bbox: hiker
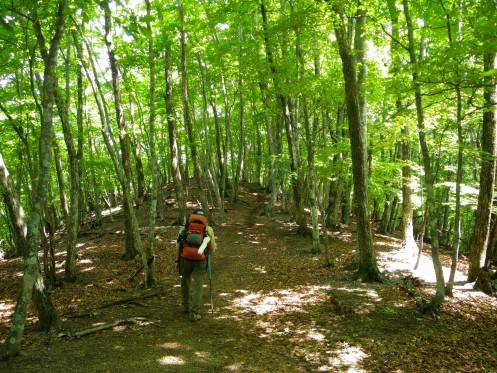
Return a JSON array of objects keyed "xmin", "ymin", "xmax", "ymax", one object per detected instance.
[{"xmin": 177, "ymin": 208, "xmax": 216, "ymax": 321}]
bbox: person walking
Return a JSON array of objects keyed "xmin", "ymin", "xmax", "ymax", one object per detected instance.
[{"xmin": 177, "ymin": 208, "xmax": 216, "ymax": 321}]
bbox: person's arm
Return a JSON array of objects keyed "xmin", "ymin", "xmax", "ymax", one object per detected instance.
[
  {"xmin": 205, "ymin": 226, "xmax": 217, "ymax": 253},
  {"xmin": 177, "ymin": 227, "xmax": 186, "ymax": 251}
]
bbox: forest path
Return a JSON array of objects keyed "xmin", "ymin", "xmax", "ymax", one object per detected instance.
[{"xmin": 1, "ymin": 188, "xmax": 497, "ymax": 372}]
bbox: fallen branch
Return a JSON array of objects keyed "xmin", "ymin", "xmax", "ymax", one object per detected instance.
[
  {"xmin": 58, "ymin": 317, "xmax": 148, "ymax": 338},
  {"xmin": 128, "ymin": 256, "xmax": 155, "ymax": 282},
  {"xmin": 97, "ymin": 291, "xmax": 162, "ymax": 309}
]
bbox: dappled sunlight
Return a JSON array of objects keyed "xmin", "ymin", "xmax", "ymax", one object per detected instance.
[
  {"xmin": 101, "ymin": 205, "xmax": 123, "ymax": 217},
  {"xmin": 225, "ymin": 362, "xmax": 244, "ymax": 372},
  {"xmin": 306, "ymin": 328, "xmax": 326, "ymax": 342},
  {"xmin": 78, "ymin": 259, "xmax": 93, "ymax": 265},
  {"xmin": 158, "ymin": 342, "xmax": 184, "ymax": 350},
  {"xmin": 195, "ymin": 351, "xmax": 210, "ymax": 359},
  {"xmin": 334, "ymin": 287, "xmax": 381, "ymax": 301},
  {"xmin": 0, "ymin": 300, "xmax": 14, "ymax": 323},
  {"xmin": 322, "ymin": 343, "xmax": 367, "ymax": 372},
  {"xmin": 157, "ymin": 355, "xmax": 185, "ymax": 366},
  {"xmin": 253, "ymin": 266, "xmax": 266, "ymax": 274},
  {"xmin": 229, "ymin": 285, "xmax": 331, "ymax": 316},
  {"xmin": 412, "ymin": 252, "xmax": 466, "ymax": 284}
]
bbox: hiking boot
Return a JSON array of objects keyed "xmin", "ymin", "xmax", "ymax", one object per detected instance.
[{"xmin": 190, "ymin": 313, "xmax": 202, "ymax": 322}]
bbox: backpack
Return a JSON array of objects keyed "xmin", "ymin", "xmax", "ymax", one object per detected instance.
[{"xmin": 180, "ymin": 213, "xmax": 209, "ymax": 261}]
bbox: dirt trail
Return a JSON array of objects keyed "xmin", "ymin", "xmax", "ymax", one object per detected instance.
[{"xmin": 1, "ymin": 189, "xmax": 497, "ymax": 372}]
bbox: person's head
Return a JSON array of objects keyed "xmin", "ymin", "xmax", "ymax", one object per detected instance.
[{"xmin": 193, "ymin": 208, "xmax": 205, "ymax": 216}]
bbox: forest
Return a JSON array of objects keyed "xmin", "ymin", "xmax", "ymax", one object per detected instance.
[{"xmin": 0, "ymin": 0, "xmax": 497, "ymax": 371}]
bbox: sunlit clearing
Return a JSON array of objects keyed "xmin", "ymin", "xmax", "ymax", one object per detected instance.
[
  {"xmin": 82, "ymin": 266, "xmax": 95, "ymax": 272},
  {"xmin": 76, "ymin": 243, "xmax": 85, "ymax": 248},
  {"xmin": 158, "ymin": 356, "xmax": 185, "ymax": 366},
  {"xmin": 324, "ymin": 343, "xmax": 367, "ymax": 372},
  {"xmin": 113, "ymin": 325, "xmax": 127, "ymax": 332},
  {"xmin": 113, "ymin": 345, "xmax": 125, "ymax": 351},
  {"xmin": 158, "ymin": 342, "xmax": 183, "ymax": 350},
  {"xmin": 79, "ymin": 259, "xmax": 93, "ymax": 265},
  {"xmin": 249, "ymin": 240, "xmax": 261, "ymax": 244},
  {"xmin": 15, "ymin": 271, "xmax": 23, "ymax": 278},
  {"xmin": 231, "ymin": 285, "xmax": 331, "ymax": 315}
]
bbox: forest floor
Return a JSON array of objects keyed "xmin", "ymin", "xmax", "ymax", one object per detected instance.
[{"xmin": 1, "ymin": 186, "xmax": 497, "ymax": 372}]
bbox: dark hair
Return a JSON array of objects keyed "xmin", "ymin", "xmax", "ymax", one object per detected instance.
[{"xmin": 193, "ymin": 208, "xmax": 205, "ymax": 216}]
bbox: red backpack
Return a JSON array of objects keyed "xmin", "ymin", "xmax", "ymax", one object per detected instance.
[{"xmin": 180, "ymin": 213, "xmax": 208, "ymax": 261}]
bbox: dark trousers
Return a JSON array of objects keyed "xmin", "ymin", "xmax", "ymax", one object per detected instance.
[{"xmin": 180, "ymin": 258, "xmax": 207, "ymax": 315}]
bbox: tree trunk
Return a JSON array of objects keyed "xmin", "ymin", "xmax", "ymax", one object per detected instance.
[
  {"xmin": 102, "ymin": 0, "xmax": 152, "ymax": 282},
  {"xmin": 333, "ymin": 5, "xmax": 381, "ymax": 282},
  {"xmin": 260, "ymin": 0, "xmax": 306, "ymax": 233},
  {"xmin": 0, "ymin": 154, "xmax": 28, "ymax": 258},
  {"xmin": 0, "ymin": 0, "xmax": 66, "ymax": 359},
  {"xmin": 403, "ymin": 0, "xmax": 445, "ymax": 312},
  {"xmin": 178, "ymin": 0, "xmax": 212, "ymax": 223},
  {"xmin": 468, "ymin": 50, "xmax": 497, "ymax": 283},
  {"xmin": 447, "ymin": 87, "xmax": 464, "ymax": 295},
  {"xmin": 164, "ymin": 43, "xmax": 187, "ymax": 225},
  {"xmin": 387, "ymin": 0, "xmax": 417, "ymax": 259},
  {"xmin": 144, "ymin": 0, "xmax": 157, "ymax": 287}
]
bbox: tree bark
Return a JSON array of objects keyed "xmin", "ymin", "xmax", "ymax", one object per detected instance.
[
  {"xmin": 144, "ymin": 0, "xmax": 157, "ymax": 287},
  {"xmin": 260, "ymin": 0, "xmax": 306, "ymax": 233},
  {"xmin": 468, "ymin": 50, "xmax": 497, "ymax": 282},
  {"xmin": 164, "ymin": 43, "xmax": 187, "ymax": 225},
  {"xmin": 102, "ymin": 0, "xmax": 152, "ymax": 282},
  {"xmin": 333, "ymin": 5, "xmax": 381, "ymax": 282},
  {"xmin": 0, "ymin": 0, "xmax": 66, "ymax": 359},
  {"xmin": 403, "ymin": 0, "xmax": 445, "ymax": 312},
  {"xmin": 178, "ymin": 0, "xmax": 212, "ymax": 222}
]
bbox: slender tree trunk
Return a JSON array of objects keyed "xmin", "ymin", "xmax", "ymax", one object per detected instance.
[
  {"xmin": 259, "ymin": 82, "xmax": 278, "ymax": 216},
  {"xmin": 164, "ymin": 43, "xmax": 187, "ymax": 225},
  {"xmin": 35, "ymin": 12, "xmax": 81, "ymax": 279},
  {"xmin": 327, "ymin": 105, "xmax": 346, "ymax": 228},
  {"xmin": 387, "ymin": 0, "xmax": 417, "ymax": 259},
  {"xmin": 53, "ymin": 144, "xmax": 69, "ymax": 225},
  {"xmin": 294, "ymin": 15, "xmax": 320, "ymax": 252},
  {"xmin": 468, "ymin": 50, "xmax": 497, "ymax": 283},
  {"xmin": 403, "ymin": 0, "xmax": 445, "ymax": 311},
  {"xmin": 197, "ymin": 55, "xmax": 224, "ymax": 221},
  {"xmin": 447, "ymin": 87, "xmax": 464, "ymax": 295},
  {"xmin": 144, "ymin": 0, "xmax": 157, "ymax": 287},
  {"xmin": 0, "ymin": 0, "xmax": 66, "ymax": 359},
  {"xmin": 333, "ymin": 5, "xmax": 381, "ymax": 282},
  {"xmin": 102, "ymin": 0, "xmax": 152, "ymax": 282},
  {"xmin": 233, "ymin": 76, "xmax": 245, "ymax": 203},
  {"xmin": 260, "ymin": 0, "xmax": 306, "ymax": 233},
  {"xmin": 0, "ymin": 154, "xmax": 28, "ymax": 257},
  {"xmin": 178, "ymin": 1, "xmax": 212, "ymax": 222}
]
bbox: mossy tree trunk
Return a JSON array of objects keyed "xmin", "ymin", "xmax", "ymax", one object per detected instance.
[{"xmin": 0, "ymin": 0, "xmax": 67, "ymax": 359}]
